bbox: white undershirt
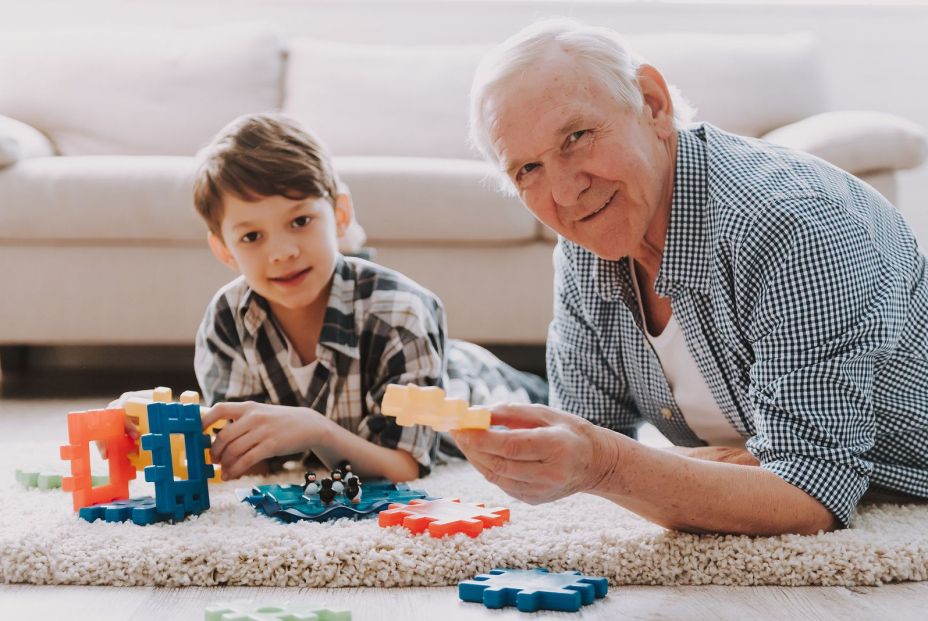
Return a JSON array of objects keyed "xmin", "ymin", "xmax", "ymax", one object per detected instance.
[
  {"xmin": 630, "ymin": 265, "xmax": 744, "ymax": 448},
  {"xmin": 287, "ymin": 342, "xmax": 318, "ymax": 396}
]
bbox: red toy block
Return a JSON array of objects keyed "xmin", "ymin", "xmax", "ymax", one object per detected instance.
[
  {"xmin": 60, "ymin": 408, "xmax": 137, "ymax": 511},
  {"xmin": 377, "ymin": 497, "xmax": 509, "ymax": 538}
]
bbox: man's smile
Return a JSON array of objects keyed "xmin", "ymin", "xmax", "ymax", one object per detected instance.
[{"xmin": 580, "ymin": 191, "xmax": 616, "ymax": 222}]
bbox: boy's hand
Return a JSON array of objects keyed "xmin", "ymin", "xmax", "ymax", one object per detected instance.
[{"xmin": 200, "ymin": 401, "xmax": 330, "ymax": 480}]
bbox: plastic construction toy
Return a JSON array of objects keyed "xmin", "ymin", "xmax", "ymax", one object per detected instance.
[
  {"xmin": 240, "ymin": 480, "xmax": 429, "ymax": 523},
  {"xmin": 60, "ymin": 408, "xmax": 138, "ymax": 511},
  {"xmin": 381, "ymin": 383, "xmax": 490, "ymax": 431},
  {"xmin": 205, "ymin": 601, "xmax": 351, "ymax": 621},
  {"xmin": 142, "ymin": 401, "xmax": 214, "ymax": 521},
  {"xmin": 458, "ymin": 568, "xmax": 609, "ymax": 613},
  {"xmin": 16, "ymin": 469, "xmax": 109, "ymax": 490},
  {"xmin": 78, "ymin": 496, "xmax": 172, "ymax": 526},
  {"xmin": 377, "ymin": 497, "xmax": 509, "ymax": 538}
]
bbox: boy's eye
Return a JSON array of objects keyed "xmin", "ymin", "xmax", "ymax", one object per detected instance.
[
  {"xmin": 240, "ymin": 231, "xmax": 261, "ymax": 244},
  {"xmin": 292, "ymin": 215, "xmax": 313, "ymax": 229}
]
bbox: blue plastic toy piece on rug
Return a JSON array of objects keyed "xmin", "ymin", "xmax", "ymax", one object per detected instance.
[
  {"xmin": 458, "ymin": 568, "xmax": 609, "ymax": 613},
  {"xmin": 240, "ymin": 480, "xmax": 429, "ymax": 523},
  {"xmin": 141, "ymin": 401, "xmax": 213, "ymax": 521},
  {"xmin": 78, "ymin": 496, "xmax": 171, "ymax": 525}
]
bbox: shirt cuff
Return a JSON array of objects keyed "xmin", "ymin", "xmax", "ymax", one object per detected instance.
[{"xmin": 761, "ymin": 454, "xmax": 871, "ymax": 528}]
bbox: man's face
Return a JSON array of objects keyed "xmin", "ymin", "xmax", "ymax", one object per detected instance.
[
  {"xmin": 213, "ymin": 193, "xmax": 344, "ymax": 318},
  {"xmin": 486, "ymin": 54, "xmax": 676, "ymax": 261}
]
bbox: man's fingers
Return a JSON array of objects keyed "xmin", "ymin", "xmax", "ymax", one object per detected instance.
[
  {"xmin": 453, "ymin": 426, "xmax": 560, "ymax": 462},
  {"xmin": 489, "ymin": 404, "xmax": 558, "ymax": 429}
]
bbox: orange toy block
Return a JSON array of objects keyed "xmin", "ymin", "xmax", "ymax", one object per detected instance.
[
  {"xmin": 60, "ymin": 408, "xmax": 137, "ymax": 511},
  {"xmin": 381, "ymin": 384, "xmax": 491, "ymax": 431},
  {"xmin": 378, "ymin": 497, "xmax": 509, "ymax": 538}
]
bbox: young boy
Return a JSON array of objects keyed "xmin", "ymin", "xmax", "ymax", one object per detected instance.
[{"xmin": 191, "ymin": 112, "xmax": 546, "ymax": 483}]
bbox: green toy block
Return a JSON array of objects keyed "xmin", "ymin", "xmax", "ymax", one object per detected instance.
[{"xmin": 16, "ymin": 469, "xmax": 108, "ymax": 490}]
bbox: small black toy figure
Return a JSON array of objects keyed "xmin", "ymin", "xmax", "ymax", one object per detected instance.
[
  {"xmin": 303, "ymin": 472, "xmax": 319, "ymax": 496},
  {"xmin": 343, "ymin": 462, "xmax": 359, "ymax": 483},
  {"xmin": 344, "ymin": 477, "xmax": 362, "ymax": 504},
  {"xmin": 330, "ymin": 469, "xmax": 345, "ymax": 494},
  {"xmin": 318, "ymin": 477, "xmax": 336, "ymax": 504}
]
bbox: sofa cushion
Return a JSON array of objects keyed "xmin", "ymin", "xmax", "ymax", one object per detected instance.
[
  {"xmin": 0, "ymin": 156, "xmax": 537, "ymax": 244},
  {"xmin": 0, "ymin": 24, "xmax": 284, "ymax": 156},
  {"xmin": 0, "ymin": 115, "xmax": 56, "ymax": 168}
]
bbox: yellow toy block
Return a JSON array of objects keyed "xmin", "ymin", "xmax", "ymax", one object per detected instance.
[
  {"xmin": 153, "ymin": 386, "xmax": 172, "ymax": 402},
  {"xmin": 125, "ymin": 397, "xmax": 153, "ymax": 470},
  {"xmin": 180, "ymin": 390, "xmax": 200, "ymax": 404},
  {"xmin": 381, "ymin": 383, "xmax": 491, "ymax": 432}
]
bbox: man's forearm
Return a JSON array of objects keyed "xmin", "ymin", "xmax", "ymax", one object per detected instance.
[
  {"xmin": 591, "ymin": 432, "xmax": 838, "ymax": 535},
  {"xmin": 312, "ymin": 417, "xmax": 420, "ymax": 482}
]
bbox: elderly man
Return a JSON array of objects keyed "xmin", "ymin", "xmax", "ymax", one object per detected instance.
[{"xmin": 451, "ymin": 19, "xmax": 928, "ymax": 535}]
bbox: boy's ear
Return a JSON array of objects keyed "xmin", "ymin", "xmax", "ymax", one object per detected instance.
[
  {"xmin": 334, "ymin": 193, "xmax": 354, "ymax": 239},
  {"xmin": 207, "ymin": 232, "xmax": 238, "ymax": 270}
]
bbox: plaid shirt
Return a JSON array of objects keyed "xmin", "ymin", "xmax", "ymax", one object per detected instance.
[
  {"xmin": 195, "ymin": 255, "xmax": 442, "ymax": 474},
  {"xmin": 548, "ymin": 124, "xmax": 928, "ymax": 527}
]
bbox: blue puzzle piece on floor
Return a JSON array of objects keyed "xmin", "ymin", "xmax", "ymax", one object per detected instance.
[
  {"xmin": 78, "ymin": 496, "xmax": 172, "ymax": 525},
  {"xmin": 239, "ymin": 480, "xmax": 429, "ymax": 523},
  {"xmin": 459, "ymin": 568, "xmax": 609, "ymax": 613},
  {"xmin": 141, "ymin": 401, "xmax": 213, "ymax": 521}
]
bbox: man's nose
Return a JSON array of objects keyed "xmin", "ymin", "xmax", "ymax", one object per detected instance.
[{"xmin": 549, "ymin": 160, "xmax": 590, "ymax": 207}]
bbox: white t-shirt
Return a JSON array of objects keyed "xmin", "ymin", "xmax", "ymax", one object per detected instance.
[
  {"xmin": 631, "ymin": 265, "xmax": 744, "ymax": 447},
  {"xmin": 287, "ymin": 342, "xmax": 318, "ymax": 396}
]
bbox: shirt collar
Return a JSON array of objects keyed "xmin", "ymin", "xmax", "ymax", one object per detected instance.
[
  {"xmin": 237, "ymin": 254, "xmax": 361, "ymax": 360},
  {"xmin": 592, "ymin": 125, "xmax": 712, "ymax": 302}
]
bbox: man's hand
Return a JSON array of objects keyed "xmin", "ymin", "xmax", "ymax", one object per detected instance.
[
  {"xmin": 200, "ymin": 401, "xmax": 330, "ymax": 480},
  {"xmin": 450, "ymin": 404, "xmax": 620, "ymax": 505}
]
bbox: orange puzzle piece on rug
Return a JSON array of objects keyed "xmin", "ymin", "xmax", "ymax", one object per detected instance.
[
  {"xmin": 381, "ymin": 384, "xmax": 491, "ymax": 431},
  {"xmin": 377, "ymin": 497, "xmax": 510, "ymax": 538},
  {"xmin": 60, "ymin": 408, "xmax": 137, "ymax": 511}
]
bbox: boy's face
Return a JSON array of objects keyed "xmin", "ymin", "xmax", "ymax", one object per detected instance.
[{"xmin": 209, "ymin": 193, "xmax": 351, "ymax": 316}]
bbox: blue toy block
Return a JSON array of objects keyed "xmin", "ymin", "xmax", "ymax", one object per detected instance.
[
  {"xmin": 78, "ymin": 496, "xmax": 171, "ymax": 526},
  {"xmin": 141, "ymin": 402, "xmax": 214, "ymax": 521},
  {"xmin": 239, "ymin": 480, "xmax": 429, "ymax": 523},
  {"xmin": 458, "ymin": 568, "xmax": 609, "ymax": 613}
]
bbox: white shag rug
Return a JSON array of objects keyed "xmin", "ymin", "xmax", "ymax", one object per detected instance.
[{"xmin": 2, "ymin": 441, "xmax": 927, "ymax": 587}]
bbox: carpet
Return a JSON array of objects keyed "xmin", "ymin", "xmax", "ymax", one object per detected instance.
[{"xmin": 2, "ymin": 441, "xmax": 927, "ymax": 587}]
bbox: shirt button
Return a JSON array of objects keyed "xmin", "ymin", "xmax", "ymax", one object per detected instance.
[{"xmin": 660, "ymin": 407, "xmax": 673, "ymax": 419}]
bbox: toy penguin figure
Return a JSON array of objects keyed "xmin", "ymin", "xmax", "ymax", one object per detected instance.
[
  {"xmin": 343, "ymin": 463, "xmax": 359, "ymax": 483},
  {"xmin": 345, "ymin": 477, "xmax": 362, "ymax": 504},
  {"xmin": 330, "ymin": 469, "xmax": 345, "ymax": 494},
  {"xmin": 318, "ymin": 477, "xmax": 336, "ymax": 504},
  {"xmin": 302, "ymin": 472, "xmax": 320, "ymax": 496}
]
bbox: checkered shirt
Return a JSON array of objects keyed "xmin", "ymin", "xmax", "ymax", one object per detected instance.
[
  {"xmin": 548, "ymin": 124, "xmax": 928, "ymax": 526},
  {"xmin": 195, "ymin": 255, "xmax": 442, "ymax": 474}
]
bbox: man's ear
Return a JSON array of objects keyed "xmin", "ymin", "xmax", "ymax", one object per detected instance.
[
  {"xmin": 334, "ymin": 193, "xmax": 354, "ymax": 239},
  {"xmin": 636, "ymin": 64, "xmax": 675, "ymax": 137},
  {"xmin": 207, "ymin": 232, "xmax": 238, "ymax": 271}
]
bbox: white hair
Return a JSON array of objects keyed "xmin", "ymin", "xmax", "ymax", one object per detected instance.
[{"xmin": 469, "ymin": 18, "xmax": 696, "ymax": 177}]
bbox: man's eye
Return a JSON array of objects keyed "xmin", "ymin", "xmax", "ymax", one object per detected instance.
[
  {"xmin": 517, "ymin": 162, "xmax": 539, "ymax": 179},
  {"xmin": 566, "ymin": 129, "xmax": 589, "ymax": 146},
  {"xmin": 240, "ymin": 232, "xmax": 261, "ymax": 244},
  {"xmin": 292, "ymin": 215, "xmax": 313, "ymax": 228}
]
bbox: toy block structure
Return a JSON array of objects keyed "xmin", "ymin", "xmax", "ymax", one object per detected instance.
[
  {"xmin": 459, "ymin": 568, "xmax": 609, "ymax": 613},
  {"xmin": 377, "ymin": 497, "xmax": 509, "ymax": 538},
  {"xmin": 141, "ymin": 401, "xmax": 214, "ymax": 521},
  {"xmin": 381, "ymin": 383, "xmax": 491, "ymax": 432},
  {"xmin": 78, "ymin": 496, "xmax": 171, "ymax": 526},
  {"xmin": 204, "ymin": 601, "xmax": 351, "ymax": 621},
  {"xmin": 59, "ymin": 408, "xmax": 137, "ymax": 511},
  {"xmin": 15, "ymin": 469, "xmax": 62, "ymax": 489}
]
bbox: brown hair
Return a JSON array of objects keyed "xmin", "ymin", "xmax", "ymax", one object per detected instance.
[{"xmin": 193, "ymin": 112, "xmax": 339, "ymax": 237}]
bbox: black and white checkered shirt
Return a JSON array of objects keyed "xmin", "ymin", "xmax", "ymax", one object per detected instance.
[
  {"xmin": 195, "ymin": 255, "xmax": 444, "ymax": 474},
  {"xmin": 548, "ymin": 124, "xmax": 928, "ymax": 527}
]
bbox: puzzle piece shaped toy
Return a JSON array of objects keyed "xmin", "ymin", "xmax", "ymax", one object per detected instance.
[
  {"xmin": 16, "ymin": 469, "xmax": 108, "ymax": 489},
  {"xmin": 381, "ymin": 383, "xmax": 490, "ymax": 431},
  {"xmin": 204, "ymin": 601, "xmax": 351, "ymax": 621},
  {"xmin": 78, "ymin": 496, "xmax": 171, "ymax": 526},
  {"xmin": 378, "ymin": 497, "xmax": 509, "ymax": 538},
  {"xmin": 459, "ymin": 568, "xmax": 608, "ymax": 613}
]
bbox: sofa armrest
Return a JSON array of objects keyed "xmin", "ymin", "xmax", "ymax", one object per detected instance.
[
  {"xmin": 0, "ymin": 115, "xmax": 56, "ymax": 169},
  {"xmin": 761, "ymin": 111, "xmax": 927, "ymax": 176}
]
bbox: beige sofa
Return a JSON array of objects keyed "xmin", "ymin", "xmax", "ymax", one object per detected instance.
[{"xmin": 1, "ymin": 23, "xmax": 925, "ymax": 353}]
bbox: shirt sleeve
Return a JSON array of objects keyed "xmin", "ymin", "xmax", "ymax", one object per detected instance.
[
  {"xmin": 547, "ymin": 241, "xmax": 642, "ymax": 437},
  {"xmin": 194, "ymin": 294, "xmax": 266, "ymax": 406},
  {"xmin": 736, "ymin": 197, "xmax": 899, "ymax": 527},
  {"xmin": 357, "ymin": 292, "xmax": 444, "ymax": 476}
]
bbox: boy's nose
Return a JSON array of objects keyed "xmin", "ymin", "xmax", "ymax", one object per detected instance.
[{"xmin": 269, "ymin": 240, "xmax": 300, "ymax": 263}]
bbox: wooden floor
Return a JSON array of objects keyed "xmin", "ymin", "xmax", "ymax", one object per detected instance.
[{"xmin": 1, "ymin": 376, "xmax": 927, "ymax": 620}]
